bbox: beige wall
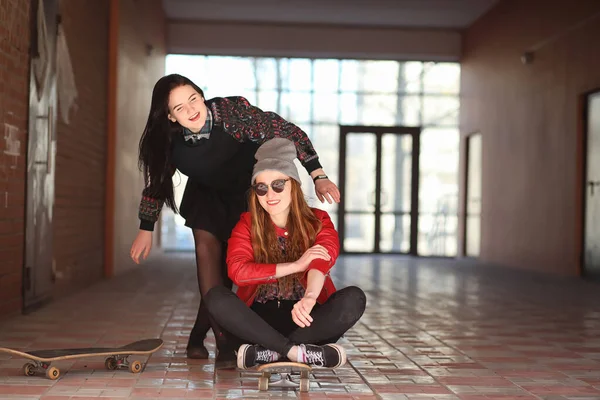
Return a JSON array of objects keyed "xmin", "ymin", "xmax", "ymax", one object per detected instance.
[
  {"xmin": 112, "ymin": 0, "xmax": 166, "ymax": 275},
  {"xmin": 459, "ymin": 0, "xmax": 600, "ymax": 274},
  {"xmin": 167, "ymin": 21, "xmax": 461, "ymax": 61}
]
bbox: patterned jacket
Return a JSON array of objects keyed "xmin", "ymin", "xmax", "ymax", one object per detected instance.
[{"xmin": 138, "ymin": 96, "xmax": 322, "ymax": 230}]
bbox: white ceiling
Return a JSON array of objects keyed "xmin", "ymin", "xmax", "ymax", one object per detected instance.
[{"xmin": 162, "ymin": 0, "xmax": 499, "ymax": 30}]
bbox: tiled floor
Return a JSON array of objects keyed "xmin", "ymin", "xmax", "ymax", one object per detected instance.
[{"xmin": 1, "ymin": 254, "xmax": 600, "ymax": 399}]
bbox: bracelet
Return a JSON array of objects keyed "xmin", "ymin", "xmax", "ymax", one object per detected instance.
[{"xmin": 312, "ymin": 174, "xmax": 328, "ymax": 183}]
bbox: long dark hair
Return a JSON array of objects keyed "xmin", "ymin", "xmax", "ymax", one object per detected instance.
[{"xmin": 138, "ymin": 74, "xmax": 205, "ymax": 212}]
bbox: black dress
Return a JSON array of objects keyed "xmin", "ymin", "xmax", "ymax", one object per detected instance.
[
  {"xmin": 172, "ymin": 124, "xmax": 259, "ymax": 242},
  {"xmin": 137, "ymin": 96, "xmax": 322, "ymax": 242}
]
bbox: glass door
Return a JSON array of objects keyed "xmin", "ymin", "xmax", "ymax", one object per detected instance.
[
  {"xmin": 338, "ymin": 126, "xmax": 420, "ymax": 254},
  {"xmin": 339, "ymin": 132, "xmax": 377, "ymax": 252},
  {"xmin": 464, "ymin": 132, "xmax": 482, "ymax": 257}
]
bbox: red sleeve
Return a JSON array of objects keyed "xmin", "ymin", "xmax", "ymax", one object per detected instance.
[
  {"xmin": 307, "ymin": 209, "xmax": 340, "ymax": 275},
  {"xmin": 226, "ymin": 213, "xmax": 278, "ymax": 286}
]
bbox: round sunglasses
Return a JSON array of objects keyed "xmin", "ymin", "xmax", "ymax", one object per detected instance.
[{"xmin": 252, "ymin": 178, "xmax": 290, "ymax": 196}]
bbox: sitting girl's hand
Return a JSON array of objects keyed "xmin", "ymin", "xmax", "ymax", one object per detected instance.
[
  {"xmin": 295, "ymin": 245, "xmax": 330, "ymax": 271},
  {"xmin": 292, "ymin": 293, "xmax": 317, "ymax": 328}
]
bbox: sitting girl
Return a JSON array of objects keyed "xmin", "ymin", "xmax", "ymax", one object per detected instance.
[{"xmin": 204, "ymin": 138, "xmax": 366, "ymax": 369}]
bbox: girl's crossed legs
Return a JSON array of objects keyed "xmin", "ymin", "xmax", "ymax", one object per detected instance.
[{"xmin": 204, "ymin": 285, "xmax": 366, "ymax": 368}]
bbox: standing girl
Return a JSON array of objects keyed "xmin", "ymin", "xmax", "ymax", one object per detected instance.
[{"xmin": 129, "ymin": 74, "xmax": 340, "ymax": 368}]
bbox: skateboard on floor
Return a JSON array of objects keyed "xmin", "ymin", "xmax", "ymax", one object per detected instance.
[
  {"xmin": 256, "ymin": 361, "xmax": 312, "ymax": 392},
  {"xmin": 0, "ymin": 338, "xmax": 163, "ymax": 380}
]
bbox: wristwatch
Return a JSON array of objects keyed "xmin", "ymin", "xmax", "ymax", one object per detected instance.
[{"xmin": 312, "ymin": 174, "xmax": 328, "ymax": 183}]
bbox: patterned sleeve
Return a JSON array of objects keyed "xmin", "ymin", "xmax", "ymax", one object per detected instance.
[
  {"xmin": 138, "ymin": 188, "xmax": 165, "ymax": 231},
  {"xmin": 137, "ymin": 166, "xmax": 175, "ymax": 231},
  {"xmin": 210, "ymin": 97, "xmax": 323, "ymax": 173}
]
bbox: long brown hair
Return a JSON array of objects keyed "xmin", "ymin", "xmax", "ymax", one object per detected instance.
[{"xmin": 249, "ymin": 179, "xmax": 321, "ymax": 293}]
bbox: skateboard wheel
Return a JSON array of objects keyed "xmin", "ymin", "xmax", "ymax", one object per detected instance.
[
  {"xmin": 23, "ymin": 363, "xmax": 35, "ymax": 376},
  {"xmin": 299, "ymin": 378, "xmax": 310, "ymax": 392},
  {"xmin": 46, "ymin": 367, "xmax": 60, "ymax": 380},
  {"xmin": 258, "ymin": 376, "xmax": 269, "ymax": 391},
  {"xmin": 129, "ymin": 360, "xmax": 142, "ymax": 373},
  {"xmin": 105, "ymin": 357, "xmax": 118, "ymax": 370}
]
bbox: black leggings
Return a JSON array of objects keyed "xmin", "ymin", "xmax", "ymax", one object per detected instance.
[
  {"xmin": 188, "ymin": 229, "xmax": 233, "ymax": 350},
  {"xmin": 204, "ymin": 285, "xmax": 366, "ymax": 356}
]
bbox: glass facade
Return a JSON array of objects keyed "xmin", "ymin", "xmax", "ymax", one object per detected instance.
[{"xmin": 160, "ymin": 55, "xmax": 460, "ymax": 256}]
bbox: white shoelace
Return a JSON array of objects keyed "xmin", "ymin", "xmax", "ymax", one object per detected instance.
[
  {"xmin": 305, "ymin": 349, "xmax": 325, "ymax": 367},
  {"xmin": 256, "ymin": 349, "xmax": 278, "ymax": 363},
  {"xmin": 297, "ymin": 344, "xmax": 325, "ymax": 367}
]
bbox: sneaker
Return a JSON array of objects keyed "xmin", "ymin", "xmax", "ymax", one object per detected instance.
[
  {"xmin": 237, "ymin": 344, "xmax": 281, "ymax": 369},
  {"xmin": 300, "ymin": 344, "xmax": 346, "ymax": 368}
]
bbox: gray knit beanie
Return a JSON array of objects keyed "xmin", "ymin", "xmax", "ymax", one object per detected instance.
[{"xmin": 252, "ymin": 138, "xmax": 301, "ymax": 184}]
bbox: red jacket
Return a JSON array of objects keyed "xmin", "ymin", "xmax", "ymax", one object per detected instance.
[{"xmin": 227, "ymin": 208, "xmax": 339, "ymax": 306}]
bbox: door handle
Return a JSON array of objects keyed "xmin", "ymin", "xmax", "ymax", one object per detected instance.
[
  {"xmin": 589, "ymin": 181, "xmax": 600, "ymax": 196},
  {"xmin": 34, "ymin": 106, "xmax": 53, "ymax": 174},
  {"xmin": 47, "ymin": 105, "xmax": 53, "ymax": 175}
]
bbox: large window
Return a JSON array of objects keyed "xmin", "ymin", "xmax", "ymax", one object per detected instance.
[{"xmin": 160, "ymin": 55, "xmax": 460, "ymax": 256}]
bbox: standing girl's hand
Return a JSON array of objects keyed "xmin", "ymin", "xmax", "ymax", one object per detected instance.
[
  {"xmin": 315, "ymin": 178, "xmax": 341, "ymax": 204},
  {"xmin": 130, "ymin": 230, "xmax": 152, "ymax": 264}
]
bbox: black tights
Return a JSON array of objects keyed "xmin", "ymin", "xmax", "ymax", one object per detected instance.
[
  {"xmin": 187, "ymin": 229, "xmax": 233, "ymax": 351},
  {"xmin": 204, "ymin": 285, "xmax": 367, "ymax": 356}
]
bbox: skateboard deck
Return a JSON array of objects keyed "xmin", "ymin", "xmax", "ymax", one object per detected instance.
[
  {"xmin": 256, "ymin": 361, "xmax": 312, "ymax": 392},
  {"xmin": 0, "ymin": 338, "xmax": 163, "ymax": 380}
]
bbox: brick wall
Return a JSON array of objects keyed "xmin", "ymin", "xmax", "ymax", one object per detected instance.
[
  {"xmin": 0, "ymin": 0, "xmax": 167, "ymax": 318},
  {"xmin": 52, "ymin": 0, "xmax": 109, "ymax": 293},
  {"xmin": 0, "ymin": 0, "xmax": 31, "ymax": 316}
]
